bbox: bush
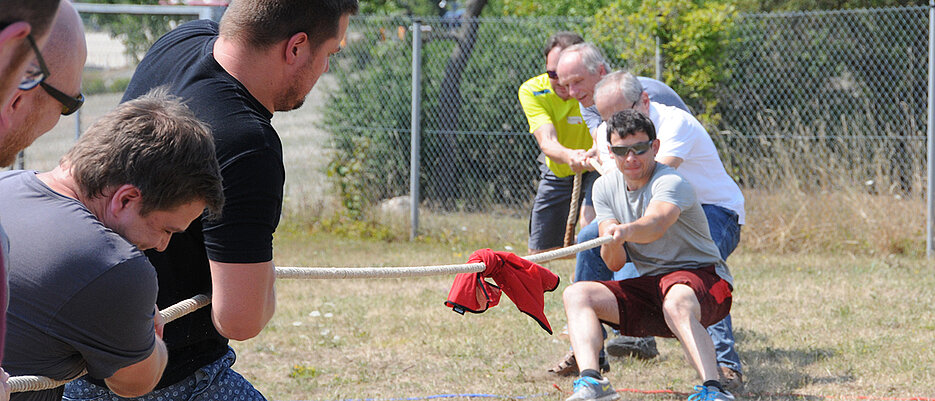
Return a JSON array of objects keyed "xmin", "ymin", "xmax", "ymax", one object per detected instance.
[
  {"xmin": 322, "ymin": 16, "xmax": 584, "ymax": 213},
  {"xmin": 590, "ymin": 0, "xmax": 738, "ymax": 126}
]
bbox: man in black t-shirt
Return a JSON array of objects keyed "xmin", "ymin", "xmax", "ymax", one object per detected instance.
[{"xmin": 63, "ymin": 1, "xmax": 358, "ymax": 400}]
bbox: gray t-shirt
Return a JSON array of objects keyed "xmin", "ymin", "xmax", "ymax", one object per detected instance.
[
  {"xmin": 0, "ymin": 171, "xmax": 158, "ymax": 401},
  {"xmin": 592, "ymin": 163, "xmax": 733, "ymax": 287}
]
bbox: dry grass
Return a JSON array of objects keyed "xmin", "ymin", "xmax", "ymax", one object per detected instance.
[
  {"xmin": 742, "ymin": 188, "xmax": 926, "ymax": 257},
  {"xmin": 11, "ymin": 84, "xmax": 934, "ymax": 401},
  {"xmin": 234, "ymin": 229, "xmax": 935, "ymax": 401}
]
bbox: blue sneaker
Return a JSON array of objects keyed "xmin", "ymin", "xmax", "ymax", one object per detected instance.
[
  {"xmin": 687, "ymin": 385, "xmax": 736, "ymax": 401},
  {"xmin": 565, "ymin": 376, "xmax": 619, "ymax": 401}
]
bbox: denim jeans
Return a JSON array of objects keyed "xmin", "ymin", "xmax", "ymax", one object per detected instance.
[{"xmin": 574, "ymin": 204, "xmax": 742, "ymax": 373}]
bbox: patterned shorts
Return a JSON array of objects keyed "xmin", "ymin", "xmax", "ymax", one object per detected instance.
[{"xmin": 63, "ymin": 347, "xmax": 266, "ymax": 401}]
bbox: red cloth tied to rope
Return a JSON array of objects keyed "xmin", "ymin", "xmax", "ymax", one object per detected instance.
[{"xmin": 444, "ymin": 249, "xmax": 560, "ymax": 334}]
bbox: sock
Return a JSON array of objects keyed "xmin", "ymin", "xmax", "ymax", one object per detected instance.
[
  {"xmin": 580, "ymin": 369, "xmax": 602, "ymax": 380},
  {"xmin": 703, "ymin": 380, "xmax": 724, "ymax": 392}
]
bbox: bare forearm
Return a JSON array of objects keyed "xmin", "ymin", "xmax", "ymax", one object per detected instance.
[
  {"xmin": 538, "ymin": 137, "xmax": 575, "ymax": 165},
  {"xmin": 104, "ymin": 337, "xmax": 167, "ymax": 398},
  {"xmin": 210, "ymin": 260, "xmax": 277, "ymax": 340},
  {"xmin": 600, "ymin": 243, "xmax": 628, "ymax": 271}
]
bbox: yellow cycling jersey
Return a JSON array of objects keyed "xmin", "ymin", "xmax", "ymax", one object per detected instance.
[{"xmin": 518, "ymin": 73, "xmax": 591, "ymax": 178}]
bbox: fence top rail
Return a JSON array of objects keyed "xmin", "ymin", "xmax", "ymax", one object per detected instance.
[
  {"xmin": 73, "ymin": 2, "xmax": 218, "ymax": 17},
  {"xmin": 739, "ymin": 4, "xmax": 927, "ymax": 19}
]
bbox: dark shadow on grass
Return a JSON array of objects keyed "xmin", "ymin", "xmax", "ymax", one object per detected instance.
[{"xmin": 736, "ymin": 329, "xmax": 849, "ymax": 396}]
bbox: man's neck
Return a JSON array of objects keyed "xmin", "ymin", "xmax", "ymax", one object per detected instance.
[
  {"xmin": 213, "ymin": 37, "xmax": 278, "ymax": 114},
  {"xmin": 625, "ymin": 161, "xmax": 657, "ymax": 191},
  {"xmin": 37, "ymin": 166, "xmax": 106, "ymax": 219}
]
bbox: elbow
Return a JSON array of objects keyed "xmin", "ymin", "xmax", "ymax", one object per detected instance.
[
  {"xmin": 213, "ymin": 305, "xmax": 275, "ymax": 341},
  {"xmin": 215, "ymin": 321, "xmax": 265, "ymax": 341}
]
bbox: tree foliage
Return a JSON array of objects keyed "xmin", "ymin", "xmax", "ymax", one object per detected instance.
[
  {"xmin": 733, "ymin": 0, "xmax": 924, "ymax": 12},
  {"xmin": 83, "ymin": 0, "xmax": 197, "ymax": 63},
  {"xmin": 591, "ymin": 0, "xmax": 737, "ymax": 125},
  {"xmin": 489, "ymin": 0, "xmax": 609, "ymax": 16}
]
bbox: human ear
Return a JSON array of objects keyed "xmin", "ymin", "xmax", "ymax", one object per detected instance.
[
  {"xmin": 283, "ymin": 32, "xmax": 309, "ymax": 65},
  {"xmin": 109, "ymin": 184, "xmax": 143, "ymax": 215},
  {"xmin": 0, "ymin": 22, "xmax": 31, "ymax": 48}
]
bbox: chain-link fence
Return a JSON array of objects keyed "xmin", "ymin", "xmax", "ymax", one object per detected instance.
[
  {"xmin": 13, "ymin": 5, "xmax": 933, "ymax": 235},
  {"xmin": 324, "ymin": 16, "xmax": 590, "ymax": 217},
  {"xmin": 324, "ymin": 7, "xmax": 931, "ymax": 225},
  {"xmin": 716, "ymin": 6, "xmax": 929, "ymax": 194}
]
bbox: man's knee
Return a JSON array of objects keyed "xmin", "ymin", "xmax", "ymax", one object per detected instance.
[
  {"xmin": 662, "ymin": 284, "xmax": 701, "ymax": 322},
  {"xmin": 562, "ymin": 281, "xmax": 602, "ymax": 311}
]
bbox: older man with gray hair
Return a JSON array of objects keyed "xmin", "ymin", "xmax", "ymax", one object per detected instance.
[{"xmin": 555, "ymin": 44, "xmax": 746, "ymax": 391}]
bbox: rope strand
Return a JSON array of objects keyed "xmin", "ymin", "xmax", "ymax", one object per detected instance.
[{"xmin": 8, "ymin": 236, "xmax": 613, "ymax": 393}]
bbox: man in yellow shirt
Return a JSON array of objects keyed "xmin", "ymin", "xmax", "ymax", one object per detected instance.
[{"xmin": 518, "ymin": 31, "xmax": 596, "ymax": 255}]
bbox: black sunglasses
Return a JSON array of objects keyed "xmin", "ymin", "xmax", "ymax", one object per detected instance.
[
  {"xmin": 610, "ymin": 139, "xmax": 654, "ymax": 157},
  {"xmin": 546, "ymin": 70, "xmax": 558, "ymax": 79},
  {"xmin": 18, "ymin": 34, "xmax": 49, "ymax": 91},
  {"xmin": 40, "ymin": 81, "xmax": 84, "ymax": 115}
]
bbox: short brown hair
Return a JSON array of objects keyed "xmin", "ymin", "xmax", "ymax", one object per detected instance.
[
  {"xmin": 64, "ymin": 88, "xmax": 224, "ymax": 218},
  {"xmin": 219, "ymin": 0, "xmax": 359, "ymax": 50},
  {"xmin": 0, "ymin": 0, "xmax": 61, "ymax": 39},
  {"xmin": 543, "ymin": 31, "xmax": 583, "ymax": 59}
]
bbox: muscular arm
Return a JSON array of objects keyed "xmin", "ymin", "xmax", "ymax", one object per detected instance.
[
  {"xmin": 599, "ymin": 200, "xmax": 682, "ymax": 270},
  {"xmin": 209, "ymin": 260, "xmax": 276, "ymax": 341},
  {"xmin": 532, "ymin": 123, "xmax": 589, "ymax": 173},
  {"xmin": 599, "ymin": 218, "xmax": 627, "ymax": 271},
  {"xmin": 104, "ymin": 337, "xmax": 167, "ymax": 398}
]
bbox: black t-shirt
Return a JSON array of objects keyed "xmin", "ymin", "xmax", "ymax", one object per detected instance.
[{"xmin": 119, "ymin": 19, "xmax": 284, "ymax": 389}]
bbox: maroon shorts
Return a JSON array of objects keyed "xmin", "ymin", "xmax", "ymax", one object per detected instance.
[{"xmin": 598, "ymin": 265, "xmax": 732, "ymax": 338}]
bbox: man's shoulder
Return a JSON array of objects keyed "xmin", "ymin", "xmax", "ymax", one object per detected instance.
[
  {"xmin": 649, "ymin": 164, "xmax": 691, "ymax": 188},
  {"xmin": 519, "ymin": 73, "xmax": 550, "ymax": 94},
  {"xmin": 155, "ymin": 19, "xmax": 219, "ymax": 50},
  {"xmin": 652, "ymin": 103, "xmax": 706, "ymax": 136}
]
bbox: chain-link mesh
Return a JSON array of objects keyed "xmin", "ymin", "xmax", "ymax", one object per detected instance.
[
  {"xmin": 323, "ymin": 16, "xmax": 589, "ymax": 216},
  {"xmin": 14, "ymin": 7, "xmax": 933, "ymax": 233},
  {"xmin": 324, "ymin": 8, "xmax": 931, "ymax": 228},
  {"xmin": 715, "ymin": 7, "xmax": 929, "ymax": 194}
]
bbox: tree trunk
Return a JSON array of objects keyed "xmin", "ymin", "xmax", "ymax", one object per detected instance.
[{"xmin": 432, "ymin": 0, "xmax": 487, "ymax": 207}]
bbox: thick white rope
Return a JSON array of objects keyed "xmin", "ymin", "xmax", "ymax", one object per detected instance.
[
  {"xmin": 8, "ymin": 294, "xmax": 214, "ymax": 393},
  {"xmin": 10, "ymin": 236, "xmax": 614, "ymax": 393},
  {"xmin": 275, "ymin": 235, "xmax": 613, "ymax": 279}
]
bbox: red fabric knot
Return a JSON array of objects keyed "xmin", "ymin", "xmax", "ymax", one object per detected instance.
[{"xmin": 445, "ymin": 248, "xmax": 560, "ymax": 334}]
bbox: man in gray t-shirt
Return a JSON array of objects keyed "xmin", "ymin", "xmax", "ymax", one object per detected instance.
[
  {"xmin": 562, "ymin": 110, "xmax": 734, "ymax": 401},
  {"xmin": 0, "ymin": 92, "xmax": 223, "ymax": 401}
]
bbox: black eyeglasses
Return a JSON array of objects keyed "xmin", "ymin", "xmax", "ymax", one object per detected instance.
[
  {"xmin": 546, "ymin": 70, "xmax": 558, "ymax": 79},
  {"xmin": 40, "ymin": 81, "xmax": 84, "ymax": 115},
  {"xmin": 18, "ymin": 34, "xmax": 49, "ymax": 91},
  {"xmin": 610, "ymin": 139, "xmax": 654, "ymax": 157}
]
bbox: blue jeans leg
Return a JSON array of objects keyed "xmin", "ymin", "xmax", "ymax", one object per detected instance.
[
  {"xmin": 574, "ymin": 221, "xmax": 613, "ymax": 282},
  {"xmin": 702, "ymin": 204, "xmax": 742, "ymax": 374}
]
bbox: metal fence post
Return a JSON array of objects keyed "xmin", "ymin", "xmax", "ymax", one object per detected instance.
[
  {"xmin": 928, "ymin": 0, "xmax": 934, "ymax": 257},
  {"xmin": 654, "ymin": 14, "xmax": 663, "ymax": 81},
  {"xmin": 75, "ymin": 108, "xmax": 81, "ymax": 141},
  {"xmin": 410, "ymin": 19, "xmax": 423, "ymax": 241}
]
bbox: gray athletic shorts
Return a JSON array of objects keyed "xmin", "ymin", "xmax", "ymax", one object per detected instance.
[{"xmin": 528, "ymin": 162, "xmax": 598, "ymax": 251}]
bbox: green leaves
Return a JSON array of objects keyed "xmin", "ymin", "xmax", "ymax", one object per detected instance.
[{"xmin": 591, "ymin": 0, "xmax": 738, "ymax": 126}]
